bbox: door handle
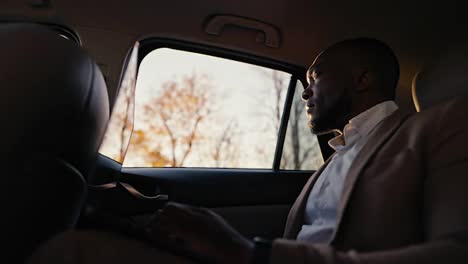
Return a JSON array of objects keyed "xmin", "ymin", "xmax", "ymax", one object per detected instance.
[{"xmin": 89, "ymin": 181, "xmax": 169, "ymax": 201}]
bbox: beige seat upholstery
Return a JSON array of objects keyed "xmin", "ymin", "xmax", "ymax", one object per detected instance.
[{"xmin": 412, "ymin": 42, "xmax": 468, "ymax": 111}]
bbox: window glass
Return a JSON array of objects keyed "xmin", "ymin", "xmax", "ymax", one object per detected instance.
[
  {"xmin": 280, "ymin": 81, "xmax": 324, "ymax": 170},
  {"xmin": 100, "ymin": 46, "xmax": 323, "ymax": 170},
  {"xmin": 125, "ymin": 48, "xmax": 291, "ymax": 168}
]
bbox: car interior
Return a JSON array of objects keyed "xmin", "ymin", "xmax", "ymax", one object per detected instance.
[{"xmin": 0, "ymin": 0, "xmax": 467, "ymax": 262}]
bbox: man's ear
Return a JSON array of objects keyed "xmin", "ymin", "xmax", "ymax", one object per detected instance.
[{"xmin": 355, "ymin": 71, "xmax": 372, "ymax": 92}]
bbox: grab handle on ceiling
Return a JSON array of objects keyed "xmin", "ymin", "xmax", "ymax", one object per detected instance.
[{"xmin": 205, "ymin": 14, "xmax": 281, "ymax": 48}]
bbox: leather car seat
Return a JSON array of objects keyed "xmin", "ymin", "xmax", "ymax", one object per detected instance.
[{"xmin": 0, "ymin": 23, "xmax": 109, "ymax": 263}]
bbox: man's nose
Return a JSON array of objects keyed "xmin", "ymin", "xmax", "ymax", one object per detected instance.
[{"xmin": 302, "ymin": 85, "xmax": 313, "ymax": 101}]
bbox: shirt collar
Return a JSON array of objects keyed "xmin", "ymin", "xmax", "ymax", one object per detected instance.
[{"xmin": 328, "ymin": 101, "xmax": 399, "ymax": 151}]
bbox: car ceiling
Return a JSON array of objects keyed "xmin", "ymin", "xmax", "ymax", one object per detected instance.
[{"xmin": 1, "ymin": 0, "xmax": 467, "ymax": 111}]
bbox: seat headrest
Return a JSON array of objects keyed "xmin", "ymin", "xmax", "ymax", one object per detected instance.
[
  {"xmin": 0, "ymin": 23, "xmax": 110, "ymax": 179},
  {"xmin": 412, "ymin": 42, "xmax": 468, "ymax": 112}
]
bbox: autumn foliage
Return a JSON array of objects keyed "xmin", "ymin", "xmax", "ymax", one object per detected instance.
[{"xmin": 100, "ymin": 59, "xmax": 322, "ymax": 169}]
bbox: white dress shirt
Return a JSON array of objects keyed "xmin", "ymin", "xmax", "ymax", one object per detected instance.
[{"xmin": 296, "ymin": 101, "xmax": 399, "ymax": 243}]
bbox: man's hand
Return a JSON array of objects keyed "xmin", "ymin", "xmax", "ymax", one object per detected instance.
[{"xmin": 146, "ymin": 202, "xmax": 254, "ymax": 264}]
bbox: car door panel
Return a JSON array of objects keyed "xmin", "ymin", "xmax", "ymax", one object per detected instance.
[{"xmin": 85, "ymin": 157, "xmax": 313, "ymax": 239}]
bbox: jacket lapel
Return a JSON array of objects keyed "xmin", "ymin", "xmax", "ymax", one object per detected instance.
[
  {"xmin": 283, "ymin": 155, "xmax": 334, "ymax": 238},
  {"xmin": 329, "ymin": 109, "xmax": 410, "ymax": 243}
]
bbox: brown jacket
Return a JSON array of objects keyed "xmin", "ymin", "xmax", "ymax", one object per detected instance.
[{"xmin": 272, "ymin": 98, "xmax": 468, "ymax": 263}]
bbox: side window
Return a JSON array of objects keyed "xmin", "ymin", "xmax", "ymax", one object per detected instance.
[
  {"xmin": 280, "ymin": 81, "xmax": 324, "ymax": 170},
  {"xmin": 100, "ymin": 46, "xmax": 323, "ymax": 170}
]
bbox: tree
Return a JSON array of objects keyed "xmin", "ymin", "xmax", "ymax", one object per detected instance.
[
  {"xmin": 285, "ymin": 91, "xmax": 321, "ymax": 169},
  {"xmin": 125, "ymin": 129, "xmax": 171, "ymax": 167},
  {"xmin": 258, "ymin": 69, "xmax": 322, "ymax": 170},
  {"xmin": 123, "ymin": 72, "xmax": 210, "ymax": 167},
  {"xmin": 122, "ymin": 72, "xmax": 239, "ymax": 168},
  {"xmin": 210, "ymin": 119, "xmax": 240, "ymax": 167}
]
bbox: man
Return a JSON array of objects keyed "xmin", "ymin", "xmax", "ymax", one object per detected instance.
[{"xmin": 30, "ymin": 38, "xmax": 468, "ymax": 264}]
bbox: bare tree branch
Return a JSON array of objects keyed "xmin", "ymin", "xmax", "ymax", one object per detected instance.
[
  {"xmin": 179, "ymin": 113, "xmax": 203, "ymax": 166},
  {"xmin": 159, "ymin": 111, "xmax": 178, "ymax": 167}
]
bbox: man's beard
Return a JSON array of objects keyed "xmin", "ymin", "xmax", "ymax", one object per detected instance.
[{"xmin": 309, "ymin": 95, "xmax": 351, "ymax": 135}]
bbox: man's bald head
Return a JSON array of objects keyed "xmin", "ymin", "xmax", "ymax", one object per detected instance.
[
  {"xmin": 323, "ymin": 38, "xmax": 400, "ymax": 99},
  {"xmin": 303, "ymin": 38, "xmax": 400, "ymax": 133}
]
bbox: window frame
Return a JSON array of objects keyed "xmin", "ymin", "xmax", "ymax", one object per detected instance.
[{"xmin": 123, "ymin": 38, "xmax": 331, "ymax": 170}]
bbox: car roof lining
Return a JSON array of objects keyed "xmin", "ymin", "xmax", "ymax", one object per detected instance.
[{"xmin": 1, "ymin": 0, "xmax": 467, "ymax": 111}]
